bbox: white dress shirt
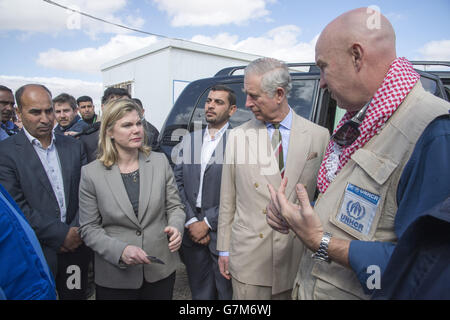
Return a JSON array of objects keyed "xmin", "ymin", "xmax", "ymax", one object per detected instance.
[{"xmin": 185, "ymin": 122, "xmax": 229, "ymax": 229}]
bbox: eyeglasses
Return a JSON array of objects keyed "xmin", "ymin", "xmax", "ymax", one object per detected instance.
[{"xmin": 331, "ymin": 100, "xmax": 371, "ymax": 147}]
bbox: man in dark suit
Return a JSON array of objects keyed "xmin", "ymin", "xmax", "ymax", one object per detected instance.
[
  {"xmin": 0, "ymin": 84, "xmax": 90, "ymax": 300},
  {"xmin": 174, "ymin": 84, "xmax": 236, "ymax": 300},
  {"xmin": 132, "ymin": 98, "xmax": 160, "ymax": 150}
]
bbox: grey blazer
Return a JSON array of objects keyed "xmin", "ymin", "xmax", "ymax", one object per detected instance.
[{"xmin": 78, "ymin": 151, "xmax": 185, "ymax": 289}]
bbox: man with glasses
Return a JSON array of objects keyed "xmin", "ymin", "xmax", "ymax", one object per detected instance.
[
  {"xmin": 266, "ymin": 8, "xmax": 450, "ymax": 300},
  {"xmin": 0, "ymin": 85, "xmax": 20, "ymax": 137}
]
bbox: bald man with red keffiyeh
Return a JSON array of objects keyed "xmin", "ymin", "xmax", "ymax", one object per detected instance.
[{"xmin": 266, "ymin": 7, "xmax": 450, "ymax": 300}]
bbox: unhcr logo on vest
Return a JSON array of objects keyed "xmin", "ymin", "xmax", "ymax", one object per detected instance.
[
  {"xmin": 346, "ymin": 201, "xmax": 366, "ymax": 220},
  {"xmin": 337, "ymin": 184, "xmax": 381, "ymax": 235},
  {"xmin": 340, "ymin": 200, "xmax": 365, "ymax": 232}
]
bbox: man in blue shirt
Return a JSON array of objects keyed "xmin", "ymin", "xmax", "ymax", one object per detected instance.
[
  {"xmin": 0, "ymin": 85, "xmax": 20, "ymax": 137},
  {"xmin": 0, "ymin": 110, "xmax": 9, "ymax": 141}
]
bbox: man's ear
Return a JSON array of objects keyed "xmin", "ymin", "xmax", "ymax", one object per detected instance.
[
  {"xmin": 228, "ymin": 105, "xmax": 237, "ymax": 117},
  {"xmin": 351, "ymin": 43, "xmax": 364, "ymax": 72},
  {"xmin": 275, "ymin": 87, "xmax": 286, "ymax": 104}
]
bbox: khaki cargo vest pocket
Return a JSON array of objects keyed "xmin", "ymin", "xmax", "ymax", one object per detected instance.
[{"xmin": 329, "ymin": 148, "xmax": 399, "ymax": 241}]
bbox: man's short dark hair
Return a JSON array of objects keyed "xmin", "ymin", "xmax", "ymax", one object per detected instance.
[
  {"xmin": 77, "ymin": 95, "xmax": 93, "ymax": 105},
  {"xmin": 131, "ymin": 98, "xmax": 144, "ymax": 111},
  {"xmin": 210, "ymin": 84, "xmax": 236, "ymax": 106},
  {"xmin": 53, "ymin": 93, "xmax": 78, "ymax": 111},
  {"xmin": 102, "ymin": 87, "xmax": 131, "ymax": 105},
  {"xmin": 0, "ymin": 85, "xmax": 13, "ymax": 94},
  {"xmin": 15, "ymin": 84, "xmax": 52, "ymax": 110}
]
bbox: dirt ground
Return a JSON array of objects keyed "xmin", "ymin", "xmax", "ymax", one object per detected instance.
[
  {"xmin": 87, "ymin": 262, "xmax": 192, "ymax": 300},
  {"xmin": 173, "ymin": 262, "xmax": 192, "ymax": 300}
]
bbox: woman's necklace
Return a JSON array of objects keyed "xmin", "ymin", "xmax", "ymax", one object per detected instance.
[{"xmin": 121, "ymin": 169, "xmax": 139, "ymax": 183}]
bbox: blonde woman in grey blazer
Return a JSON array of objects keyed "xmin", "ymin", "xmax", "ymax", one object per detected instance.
[{"xmin": 78, "ymin": 98, "xmax": 185, "ymax": 300}]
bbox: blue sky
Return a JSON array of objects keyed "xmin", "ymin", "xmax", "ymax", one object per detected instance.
[{"xmin": 0, "ymin": 0, "xmax": 449, "ymax": 103}]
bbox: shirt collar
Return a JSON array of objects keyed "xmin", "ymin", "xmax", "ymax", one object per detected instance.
[
  {"xmin": 1, "ymin": 120, "xmax": 15, "ymax": 130},
  {"xmin": 22, "ymin": 126, "xmax": 56, "ymax": 150},
  {"xmin": 265, "ymin": 107, "xmax": 293, "ymax": 130},
  {"xmin": 205, "ymin": 122, "xmax": 229, "ymax": 141},
  {"xmin": 0, "ymin": 127, "xmax": 8, "ymax": 140}
]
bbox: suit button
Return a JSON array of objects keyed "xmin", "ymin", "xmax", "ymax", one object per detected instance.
[
  {"xmin": 136, "ymin": 230, "xmax": 142, "ymax": 236},
  {"xmin": 254, "ymin": 182, "xmax": 259, "ymax": 188},
  {"xmin": 259, "ymin": 233, "xmax": 264, "ymax": 239},
  {"xmin": 262, "ymin": 209, "xmax": 267, "ymax": 215}
]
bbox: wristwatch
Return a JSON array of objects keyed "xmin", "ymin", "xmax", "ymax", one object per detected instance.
[{"xmin": 311, "ymin": 232, "xmax": 332, "ymax": 263}]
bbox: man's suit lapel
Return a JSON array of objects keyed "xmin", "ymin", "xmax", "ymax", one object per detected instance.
[
  {"xmin": 55, "ymin": 136, "xmax": 72, "ymax": 204},
  {"xmin": 284, "ymin": 114, "xmax": 311, "ymax": 199},
  {"xmin": 138, "ymin": 152, "xmax": 152, "ymax": 223},
  {"xmin": 15, "ymin": 131, "xmax": 55, "ymax": 198},
  {"xmin": 104, "ymin": 164, "xmax": 140, "ymax": 227},
  {"xmin": 188, "ymin": 130, "xmax": 202, "ymax": 192}
]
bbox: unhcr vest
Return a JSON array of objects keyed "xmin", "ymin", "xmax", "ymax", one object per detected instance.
[{"xmin": 293, "ymin": 82, "xmax": 449, "ymax": 300}]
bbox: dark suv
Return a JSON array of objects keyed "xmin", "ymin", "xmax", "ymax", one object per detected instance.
[{"xmin": 158, "ymin": 61, "xmax": 450, "ymax": 160}]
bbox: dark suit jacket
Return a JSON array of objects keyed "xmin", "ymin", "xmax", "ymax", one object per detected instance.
[
  {"xmin": 0, "ymin": 131, "xmax": 87, "ymax": 276},
  {"xmin": 143, "ymin": 119, "xmax": 160, "ymax": 150},
  {"xmin": 79, "ymin": 122, "xmax": 100, "ymax": 163},
  {"xmin": 173, "ymin": 126, "xmax": 229, "ymax": 255}
]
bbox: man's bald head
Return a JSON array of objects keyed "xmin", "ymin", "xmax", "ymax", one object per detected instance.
[
  {"xmin": 15, "ymin": 84, "xmax": 52, "ymax": 111},
  {"xmin": 315, "ymin": 8, "xmax": 397, "ymax": 111},
  {"xmin": 318, "ymin": 7, "xmax": 396, "ymax": 65}
]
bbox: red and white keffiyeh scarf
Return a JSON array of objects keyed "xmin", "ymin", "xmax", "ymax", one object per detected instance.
[{"xmin": 317, "ymin": 57, "xmax": 420, "ymax": 194}]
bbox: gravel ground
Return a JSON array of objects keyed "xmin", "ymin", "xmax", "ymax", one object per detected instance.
[
  {"xmin": 88, "ymin": 262, "xmax": 192, "ymax": 300},
  {"xmin": 173, "ymin": 262, "xmax": 192, "ymax": 300}
]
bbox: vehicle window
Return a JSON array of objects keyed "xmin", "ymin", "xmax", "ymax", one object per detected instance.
[
  {"xmin": 420, "ymin": 76, "xmax": 438, "ymax": 96},
  {"xmin": 160, "ymin": 82, "xmax": 203, "ymax": 146},
  {"xmin": 189, "ymin": 79, "xmax": 317, "ymax": 130},
  {"xmin": 288, "ymin": 79, "xmax": 316, "ymax": 120}
]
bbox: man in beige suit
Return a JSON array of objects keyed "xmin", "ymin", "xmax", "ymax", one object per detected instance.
[{"xmin": 217, "ymin": 57, "xmax": 330, "ymax": 299}]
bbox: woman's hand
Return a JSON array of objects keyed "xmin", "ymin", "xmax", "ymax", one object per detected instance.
[
  {"xmin": 121, "ymin": 245, "xmax": 150, "ymax": 265},
  {"xmin": 165, "ymin": 226, "xmax": 182, "ymax": 252}
]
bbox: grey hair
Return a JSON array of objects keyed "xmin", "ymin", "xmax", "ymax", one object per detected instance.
[{"xmin": 244, "ymin": 57, "xmax": 292, "ymax": 97}]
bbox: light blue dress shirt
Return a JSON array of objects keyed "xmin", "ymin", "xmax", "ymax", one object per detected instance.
[{"xmin": 265, "ymin": 107, "xmax": 293, "ymax": 168}]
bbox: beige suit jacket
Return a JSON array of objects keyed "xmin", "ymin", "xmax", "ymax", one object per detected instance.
[
  {"xmin": 79, "ymin": 151, "xmax": 185, "ymax": 289},
  {"xmin": 217, "ymin": 112, "xmax": 330, "ymax": 294}
]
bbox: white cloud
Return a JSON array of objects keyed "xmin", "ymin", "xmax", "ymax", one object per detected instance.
[
  {"xmin": 153, "ymin": 0, "xmax": 274, "ymax": 27},
  {"xmin": 0, "ymin": 0, "xmax": 144, "ymax": 36},
  {"xmin": 37, "ymin": 35, "xmax": 158, "ymax": 74},
  {"xmin": 0, "ymin": 75, "xmax": 103, "ymax": 112},
  {"xmin": 36, "ymin": 24, "xmax": 317, "ymax": 76},
  {"xmin": 417, "ymin": 40, "xmax": 450, "ymax": 61},
  {"xmin": 191, "ymin": 25, "xmax": 317, "ymax": 62}
]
